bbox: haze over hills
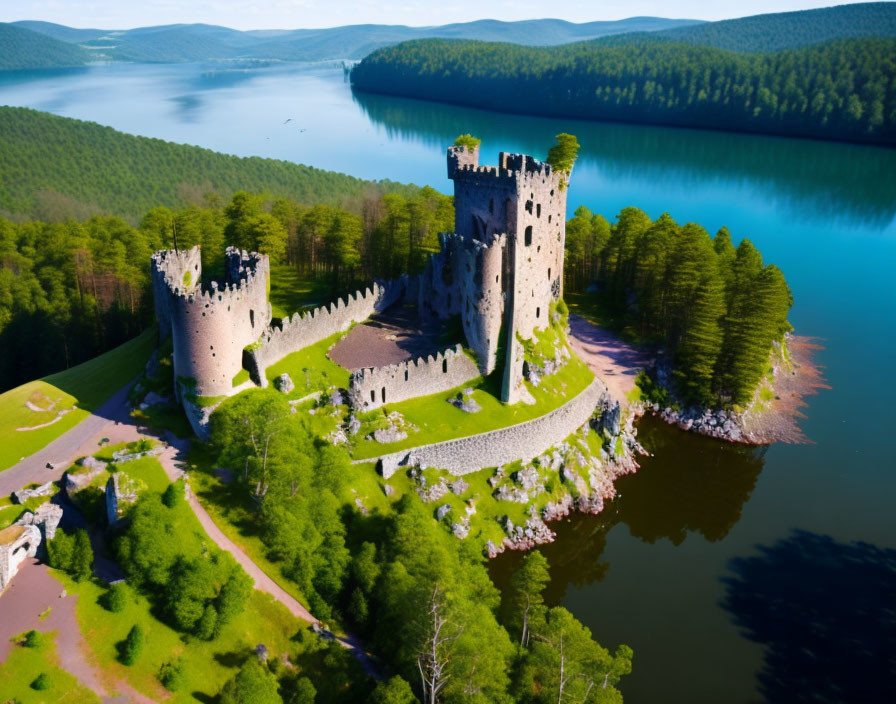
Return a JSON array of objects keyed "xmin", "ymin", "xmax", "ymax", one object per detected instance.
[{"xmin": 7, "ymin": 16, "xmax": 703, "ymax": 65}]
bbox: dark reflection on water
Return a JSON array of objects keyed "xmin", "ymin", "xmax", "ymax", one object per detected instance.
[
  {"xmin": 490, "ymin": 416, "xmax": 767, "ymax": 603},
  {"xmin": 0, "ymin": 65, "xmax": 91, "ymax": 87},
  {"xmin": 352, "ymin": 88, "xmax": 896, "ymax": 227},
  {"xmin": 721, "ymin": 530, "xmax": 896, "ymax": 704}
]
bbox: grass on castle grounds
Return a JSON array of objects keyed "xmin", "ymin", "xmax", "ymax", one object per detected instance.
[
  {"xmin": 0, "ymin": 328, "xmax": 156, "ymax": 471},
  {"xmin": 264, "ymin": 330, "xmax": 352, "ymax": 398},
  {"xmin": 351, "ymin": 353, "xmax": 595, "ymax": 460},
  {"xmin": 269, "ymin": 264, "xmax": 339, "ymax": 319},
  {"xmin": 0, "ymin": 630, "xmax": 100, "ymax": 704},
  {"xmin": 54, "ymin": 455, "xmax": 308, "ymax": 703}
]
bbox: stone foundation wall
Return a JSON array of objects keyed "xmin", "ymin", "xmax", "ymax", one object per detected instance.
[
  {"xmin": 247, "ymin": 279, "xmax": 404, "ymax": 387},
  {"xmin": 350, "ymin": 344, "xmax": 480, "ymax": 411},
  {"xmin": 376, "ymin": 376, "xmax": 605, "ymax": 477}
]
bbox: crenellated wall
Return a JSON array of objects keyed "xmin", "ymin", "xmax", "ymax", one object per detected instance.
[
  {"xmin": 246, "ymin": 280, "xmax": 405, "ymax": 387},
  {"xmin": 349, "ymin": 343, "xmax": 480, "ymax": 411},
  {"xmin": 152, "ymin": 246, "xmax": 272, "ymax": 398}
]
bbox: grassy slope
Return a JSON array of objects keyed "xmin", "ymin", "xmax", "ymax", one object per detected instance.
[
  {"xmin": 0, "ymin": 23, "xmax": 91, "ymax": 71},
  {"xmin": 264, "ymin": 332, "xmax": 352, "ymax": 398},
  {"xmin": 0, "ymin": 631, "xmax": 100, "ymax": 704},
  {"xmin": 0, "ymin": 107, "xmax": 416, "ymax": 222},
  {"xmin": 0, "ymin": 329, "xmax": 156, "ymax": 471},
  {"xmin": 52, "ymin": 456, "xmax": 305, "ymax": 702}
]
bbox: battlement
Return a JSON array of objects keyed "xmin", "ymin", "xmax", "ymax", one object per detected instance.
[
  {"xmin": 448, "ymin": 149, "xmax": 556, "ymax": 188},
  {"xmin": 349, "ymin": 343, "xmax": 480, "ymax": 411},
  {"xmin": 152, "ymin": 246, "xmax": 271, "ymax": 398},
  {"xmin": 245, "ymin": 279, "xmax": 405, "ymax": 386}
]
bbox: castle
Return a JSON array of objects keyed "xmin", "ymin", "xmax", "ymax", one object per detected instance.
[{"xmin": 151, "ymin": 143, "xmax": 569, "ymax": 432}]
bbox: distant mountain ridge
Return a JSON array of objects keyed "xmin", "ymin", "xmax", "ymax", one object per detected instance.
[{"xmin": 8, "ymin": 16, "xmax": 703, "ymax": 64}]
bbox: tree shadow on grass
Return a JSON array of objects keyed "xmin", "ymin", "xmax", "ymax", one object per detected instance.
[{"xmin": 721, "ymin": 529, "xmax": 896, "ymax": 704}]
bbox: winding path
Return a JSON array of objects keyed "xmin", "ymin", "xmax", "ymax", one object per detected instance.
[{"xmin": 2, "ymin": 379, "xmax": 378, "ymax": 682}]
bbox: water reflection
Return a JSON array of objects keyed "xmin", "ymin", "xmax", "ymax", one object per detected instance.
[
  {"xmin": 169, "ymin": 93, "xmax": 204, "ymax": 122},
  {"xmin": 490, "ymin": 416, "xmax": 766, "ymax": 602},
  {"xmin": 721, "ymin": 530, "xmax": 896, "ymax": 703},
  {"xmin": 352, "ymin": 88, "xmax": 896, "ymax": 227}
]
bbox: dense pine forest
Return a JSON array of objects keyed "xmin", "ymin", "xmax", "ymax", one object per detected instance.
[
  {"xmin": 608, "ymin": 2, "xmax": 896, "ymax": 52},
  {"xmin": 351, "ymin": 36, "xmax": 896, "ymax": 144},
  {"xmin": 0, "ymin": 23, "xmax": 90, "ymax": 70},
  {"xmin": 0, "ymin": 187, "xmax": 452, "ymax": 392},
  {"xmin": 0, "ymin": 107, "xmax": 415, "ymax": 222},
  {"xmin": 565, "ymin": 206, "xmax": 791, "ymax": 407}
]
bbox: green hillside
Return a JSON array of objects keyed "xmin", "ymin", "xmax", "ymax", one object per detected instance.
[
  {"xmin": 0, "ymin": 22, "xmax": 92, "ymax": 70},
  {"xmin": 652, "ymin": 2, "xmax": 896, "ymax": 52},
  {"xmin": 351, "ymin": 37, "xmax": 896, "ymax": 145},
  {"xmin": 0, "ymin": 106, "xmax": 414, "ymax": 221}
]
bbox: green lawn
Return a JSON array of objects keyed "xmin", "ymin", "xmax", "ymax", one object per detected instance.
[
  {"xmin": 351, "ymin": 355, "xmax": 595, "ymax": 460},
  {"xmin": 52, "ymin": 455, "xmax": 308, "ymax": 702},
  {"xmin": 264, "ymin": 331, "xmax": 352, "ymax": 399},
  {"xmin": 53, "ymin": 571, "xmax": 301, "ymax": 703},
  {"xmin": 0, "ymin": 631, "xmax": 100, "ymax": 704},
  {"xmin": 269, "ymin": 265, "xmax": 336, "ymax": 319},
  {"xmin": 0, "ymin": 329, "xmax": 157, "ymax": 471}
]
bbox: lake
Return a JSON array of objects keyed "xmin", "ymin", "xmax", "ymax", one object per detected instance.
[{"xmin": 2, "ymin": 62, "xmax": 895, "ymax": 703}]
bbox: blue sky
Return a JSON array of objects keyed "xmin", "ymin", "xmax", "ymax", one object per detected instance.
[{"xmin": 3, "ymin": 0, "xmax": 874, "ymax": 30}]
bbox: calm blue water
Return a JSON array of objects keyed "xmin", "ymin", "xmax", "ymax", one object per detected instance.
[{"xmin": 2, "ymin": 62, "xmax": 894, "ymax": 703}]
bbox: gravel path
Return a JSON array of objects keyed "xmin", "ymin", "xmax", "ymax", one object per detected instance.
[{"xmin": 567, "ymin": 314, "xmax": 649, "ymax": 404}]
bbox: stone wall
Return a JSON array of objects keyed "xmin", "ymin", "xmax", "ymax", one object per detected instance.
[
  {"xmin": 246, "ymin": 279, "xmax": 404, "ymax": 387},
  {"xmin": 418, "ymin": 233, "xmax": 505, "ymax": 375},
  {"xmin": 152, "ymin": 246, "xmax": 272, "ymax": 398},
  {"xmin": 376, "ymin": 377, "xmax": 605, "ymax": 478},
  {"xmin": 349, "ymin": 344, "xmax": 480, "ymax": 411}
]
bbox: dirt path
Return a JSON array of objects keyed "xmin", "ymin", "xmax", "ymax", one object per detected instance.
[
  {"xmin": 0, "ymin": 378, "xmax": 138, "ymax": 497},
  {"xmin": 567, "ymin": 314, "xmax": 649, "ymax": 404},
  {"xmin": 155, "ymin": 444, "xmax": 379, "ymax": 675},
  {"xmin": 0, "ymin": 559, "xmax": 152, "ymax": 704}
]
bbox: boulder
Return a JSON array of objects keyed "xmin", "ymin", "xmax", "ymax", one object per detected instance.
[
  {"xmin": 274, "ymin": 373, "xmax": 294, "ymax": 394},
  {"xmin": 373, "ymin": 426, "xmax": 407, "ymax": 444},
  {"xmin": 436, "ymin": 504, "xmax": 452, "ymax": 521}
]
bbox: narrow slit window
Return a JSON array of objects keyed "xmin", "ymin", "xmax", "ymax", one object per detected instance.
[{"xmin": 525, "ymin": 226, "xmax": 533, "ymax": 246}]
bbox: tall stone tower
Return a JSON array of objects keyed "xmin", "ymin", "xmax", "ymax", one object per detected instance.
[
  {"xmin": 419, "ymin": 143, "xmax": 569, "ymax": 404},
  {"xmin": 151, "ymin": 246, "xmax": 271, "ymax": 400}
]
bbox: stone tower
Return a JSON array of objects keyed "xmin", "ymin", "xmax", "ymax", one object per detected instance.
[
  {"xmin": 420, "ymin": 143, "xmax": 569, "ymax": 403},
  {"xmin": 151, "ymin": 246, "xmax": 271, "ymax": 399}
]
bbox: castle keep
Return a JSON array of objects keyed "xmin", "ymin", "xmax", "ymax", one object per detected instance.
[
  {"xmin": 419, "ymin": 145, "xmax": 568, "ymax": 402},
  {"xmin": 151, "ymin": 142, "xmax": 571, "ymax": 429}
]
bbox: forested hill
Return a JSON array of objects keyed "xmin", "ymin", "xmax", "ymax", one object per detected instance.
[
  {"xmin": 0, "ymin": 107, "xmax": 415, "ymax": 222},
  {"xmin": 608, "ymin": 2, "xmax": 896, "ymax": 52},
  {"xmin": 351, "ymin": 37, "xmax": 896, "ymax": 145},
  {"xmin": 0, "ymin": 22, "xmax": 91, "ymax": 70},
  {"xmin": 10, "ymin": 17, "xmax": 702, "ymax": 64}
]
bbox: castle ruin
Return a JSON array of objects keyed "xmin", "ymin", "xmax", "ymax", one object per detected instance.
[
  {"xmin": 419, "ymin": 144, "xmax": 568, "ymax": 403},
  {"xmin": 150, "ymin": 142, "xmax": 571, "ymax": 429}
]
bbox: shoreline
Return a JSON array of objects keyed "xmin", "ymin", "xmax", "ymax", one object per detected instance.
[{"xmin": 653, "ymin": 334, "xmax": 829, "ymax": 445}]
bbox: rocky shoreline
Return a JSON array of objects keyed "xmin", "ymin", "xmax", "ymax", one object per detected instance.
[
  {"xmin": 483, "ymin": 401, "xmax": 645, "ymax": 558},
  {"xmin": 645, "ymin": 334, "xmax": 827, "ymax": 446}
]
